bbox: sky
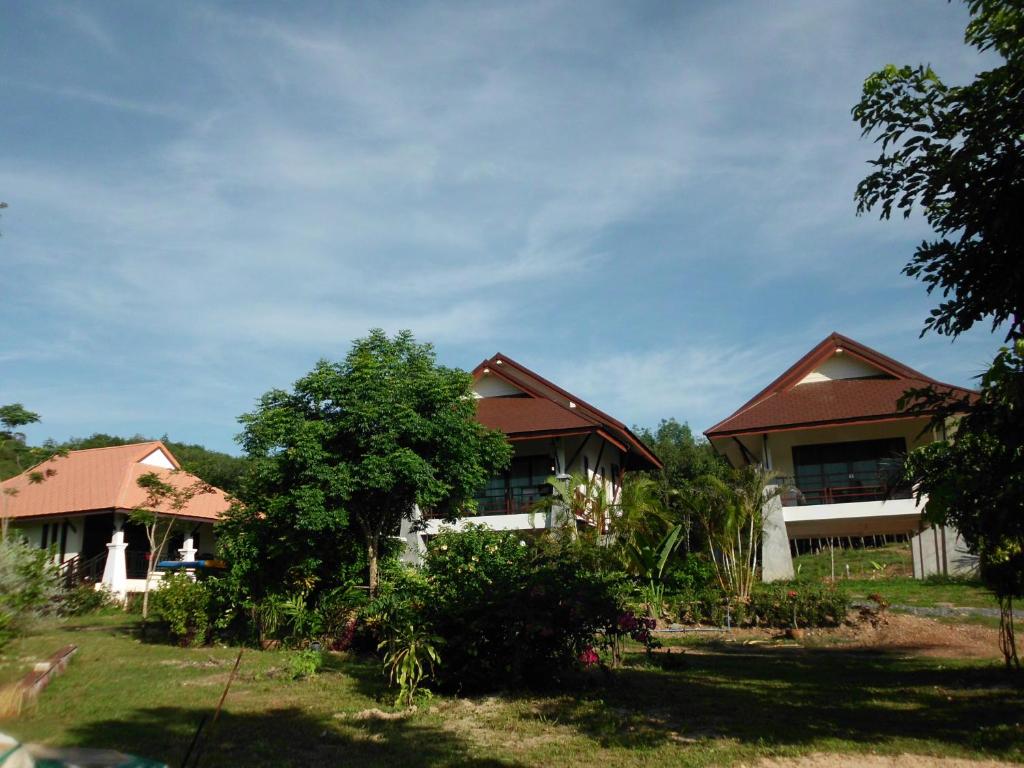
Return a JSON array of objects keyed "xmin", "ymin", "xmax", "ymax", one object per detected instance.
[{"xmin": 0, "ymin": 1, "xmax": 1006, "ymax": 455}]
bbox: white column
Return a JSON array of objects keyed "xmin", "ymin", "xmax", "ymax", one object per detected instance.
[
  {"xmin": 101, "ymin": 519, "xmax": 128, "ymax": 599},
  {"xmin": 399, "ymin": 506, "xmax": 428, "ymax": 565},
  {"xmin": 761, "ymin": 493, "xmax": 794, "ymax": 582},
  {"xmin": 178, "ymin": 534, "xmax": 197, "ymax": 562}
]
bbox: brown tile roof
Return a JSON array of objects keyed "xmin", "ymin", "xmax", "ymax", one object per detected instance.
[
  {"xmin": 0, "ymin": 442, "xmax": 231, "ymax": 521},
  {"xmin": 472, "ymin": 354, "xmax": 662, "ymax": 470},
  {"xmin": 475, "ymin": 397, "xmax": 594, "ymax": 435},
  {"xmin": 705, "ymin": 333, "xmax": 976, "ymax": 438}
]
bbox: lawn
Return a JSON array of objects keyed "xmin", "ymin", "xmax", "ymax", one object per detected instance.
[
  {"xmin": 2, "ymin": 613, "xmax": 1023, "ymax": 767},
  {"xmin": 792, "ymin": 543, "xmax": 998, "ymax": 611}
]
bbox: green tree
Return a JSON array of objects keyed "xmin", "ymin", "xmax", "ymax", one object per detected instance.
[
  {"xmin": 131, "ymin": 471, "xmax": 214, "ymax": 619},
  {"xmin": 236, "ymin": 330, "xmax": 512, "ymax": 595},
  {"xmin": 634, "ymin": 418, "xmax": 729, "ymax": 548},
  {"xmin": 904, "ymin": 342, "xmax": 1024, "ymax": 668},
  {"xmin": 689, "ymin": 466, "xmax": 782, "ymax": 601},
  {"xmin": 853, "ymin": 0, "xmax": 1023, "ymax": 340},
  {"xmin": 854, "ymin": 0, "xmax": 1024, "ymax": 667},
  {"xmin": 0, "ymin": 404, "xmax": 41, "ymax": 481},
  {"xmin": 1, "ymin": 405, "xmax": 63, "ymax": 536}
]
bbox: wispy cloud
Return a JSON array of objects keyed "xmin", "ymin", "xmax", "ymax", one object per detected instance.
[{"xmin": 0, "ymin": 0, "xmax": 1003, "ymax": 451}]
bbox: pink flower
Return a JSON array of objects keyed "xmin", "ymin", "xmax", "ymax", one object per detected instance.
[{"xmin": 579, "ymin": 646, "xmax": 599, "ymax": 666}]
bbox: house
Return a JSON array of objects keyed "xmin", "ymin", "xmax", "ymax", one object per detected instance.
[
  {"xmin": 704, "ymin": 332, "xmax": 976, "ymax": 581},
  {"xmin": 400, "ymin": 353, "xmax": 662, "ymax": 561},
  {"xmin": 1, "ymin": 441, "xmax": 231, "ymax": 597}
]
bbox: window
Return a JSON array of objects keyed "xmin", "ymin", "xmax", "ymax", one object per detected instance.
[
  {"xmin": 473, "ymin": 455, "xmax": 554, "ymax": 515},
  {"xmin": 790, "ymin": 438, "xmax": 907, "ymax": 505}
]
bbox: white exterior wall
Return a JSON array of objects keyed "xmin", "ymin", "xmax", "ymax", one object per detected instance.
[
  {"xmin": 399, "ymin": 433, "xmax": 625, "ymax": 563},
  {"xmin": 797, "ymin": 354, "xmax": 883, "ymax": 384},
  {"xmin": 139, "ymin": 448, "xmax": 176, "ymax": 469},
  {"xmin": 11, "ymin": 517, "xmax": 85, "ymax": 565},
  {"xmin": 760, "ymin": 419, "xmax": 934, "ymax": 480}
]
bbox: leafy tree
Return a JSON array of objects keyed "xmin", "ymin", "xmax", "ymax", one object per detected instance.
[
  {"xmin": 904, "ymin": 341, "xmax": 1024, "ymax": 668},
  {"xmin": 854, "ymin": 0, "xmax": 1024, "ymax": 666},
  {"xmin": 235, "ymin": 330, "xmax": 513, "ymax": 596},
  {"xmin": 132, "ymin": 471, "xmax": 214, "ymax": 619},
  {"xmin": 853, "ymin": 0, "xmax": 1023, "ymax": 339},
  {"xmin": 634, "ymin": 418, "xmax": 729, "ymax": 549},
  {"xmin": 0, "ymin": 404, "xmax": 41, "ymax": 482},
  {"xmin": 688, "ymin": 466, "xmax": 782, "ymax": 601},
  {"xmin": 1, "ymin": 405, "xmax": 63, "ymax": 536}
]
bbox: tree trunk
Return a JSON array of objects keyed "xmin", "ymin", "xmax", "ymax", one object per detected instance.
[{"xmin": 367, "ymin": 536, "xmax": 379, "ymax": 598}]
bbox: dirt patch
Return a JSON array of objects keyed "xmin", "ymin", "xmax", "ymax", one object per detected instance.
[
  {"xmin": 336, "ymin": 708, "xmax": 411, "ymax": 721},
  {"xmin": 827, "ymin": 611, "xmax": 1002, "ymax": 659},
  {"xmin": 750, "ymin": 754, "xmax": 1018, "ymax": 768}
]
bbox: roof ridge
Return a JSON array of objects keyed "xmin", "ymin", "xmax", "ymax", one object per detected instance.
[
  {"xmin": 704, "ymin": 333, "xmax": 977, "ymax": 438},
  {"xmin": 476, "ymin": 352, "xmax": 661, "ymax": 469}
]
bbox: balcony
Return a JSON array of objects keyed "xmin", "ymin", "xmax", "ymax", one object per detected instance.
[
  {"xmin": 471, "ymin": 485, "xmax": 549, "ymax": 516},
  {"xmin": 778, "ymin": 470, "xmax": 911, "ymax": 507}
]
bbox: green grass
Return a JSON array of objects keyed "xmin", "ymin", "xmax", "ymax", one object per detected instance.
[
  {"xmin": 2, "ymin": 614, "xmax": 1023, "ymax": 767},
  {"xmin": 791, "ymin": 543, "xmax": 998, "ymax": 611},
  {"xmin": 793, "ymin": 542, "xmax": 913, "ymax": 581}
]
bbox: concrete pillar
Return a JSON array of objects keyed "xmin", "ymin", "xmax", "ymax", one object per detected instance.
[
  {"xmin": 761, "ymin": 493, "xmax": 794, "ymax": 582},
  {"xmin": 178, "ymin": 535, "xmax": 197, "ymax": 562},
  {"xmin": 911, "ymin": 524, "xmax": 978, "ymax": 578},
  {"xmin": 101, "ymin": 521, "xmax": 128, "ymax": 599},
  {"xmin": 399, "ymin": 506, "xmax": 428, "ymax": 565}
]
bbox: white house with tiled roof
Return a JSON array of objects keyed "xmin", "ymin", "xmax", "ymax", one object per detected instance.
[
  {"xmin": 399, "ymin": 353, "xmax": 661, "ymax": 562},
  {"xmin": 705, "ymin": 333, "xmax": 977, "ymax": 581},
  {"xmin": 1, "ymin": 442, "xmax": 231, "ymax": 597}
]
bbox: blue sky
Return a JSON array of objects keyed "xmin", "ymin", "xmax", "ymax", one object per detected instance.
[{"xmin": 0, "ymin": 1, "xmax": 1005, "ymax": 455}]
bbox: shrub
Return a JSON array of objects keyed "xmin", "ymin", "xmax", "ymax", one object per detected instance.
[
  {"xmin": 748, "ymin": 584, "xmax": 850, "ymax": 628},
  {"xmin": 149, "ymin": 574, "xmax": 213, "ymax": 646},
  {"xmin": 664, "ymin": 554, "xmax": 716, "ymax": 594},
  {"xmin": 287, "ymin": 649, "xmax": 324, "ymax": 679},
  {"xmin": 58, "ymin": 584, "xmax": 118, "ymax": 616},
  {"xmin": 678, "ymin": 587, "xmax": 747, "ymax": 627},
  {"xmin": 421, "ymin": 526, "xmax": 625, "ymax": 691},
  {"xmin": 0, "ymin": 536, "xmax": 60, "ymax": 648},
  {"xmin": 378, "ymin": 620, "xmax": 442, "ymax": 708}
]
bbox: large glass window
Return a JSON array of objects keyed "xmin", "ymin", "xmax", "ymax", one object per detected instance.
[
  {"xmin": 790, "ymin": 438, "xmax": 907, "ymax": 505},
  {"xmin": 474, "ymin": 455, "xmax": 554, "ymax": 514}
]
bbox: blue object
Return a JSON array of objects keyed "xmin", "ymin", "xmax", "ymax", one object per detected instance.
[{"xmin": 156, "ymin": 559, "xmax": 226, "ymax": 570}]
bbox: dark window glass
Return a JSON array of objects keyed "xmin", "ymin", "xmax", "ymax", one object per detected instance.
[
  {"xmin": 473, "ymin": 455, "xmax": 554, "ymax": 515},
  {"xmin": 790, "ymin": 438, "xmax": 906, "ymax": 505}
]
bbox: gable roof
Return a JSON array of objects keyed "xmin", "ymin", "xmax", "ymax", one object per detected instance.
[
  {"xmin": 472, "ymin": 353, "xmax": 662, "ymax": 470},
  {"xmin": 705, "ymin": 332, "xmax": 977, "ymax": 438},
  {"xmin": 0, "ymin": 441, "xmax": 231, "ymax": 522}
]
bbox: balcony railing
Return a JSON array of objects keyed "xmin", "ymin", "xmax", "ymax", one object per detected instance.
[
  {"xmin": 471, "ymin": 487, "xmax": 548, "ymax": 516},
  {"xmin": 778, "ymin": 472, "xmax": 912, "ymax": 507}
]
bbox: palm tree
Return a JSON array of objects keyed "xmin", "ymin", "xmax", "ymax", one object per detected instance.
[{"xmin": 689, "ymin": 465, "xmax": 783, "ymax": 600}]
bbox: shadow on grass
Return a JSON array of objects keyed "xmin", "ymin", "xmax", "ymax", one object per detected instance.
[
  {"xmin": 64, "ymin": 705, "xmax": 523, "ymax": 768},
  {"xmin": 524, "ymin": 645, "xmax": 1024, "ymax": 757}
]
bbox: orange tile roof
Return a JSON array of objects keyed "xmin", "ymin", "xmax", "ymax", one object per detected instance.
[{"xmin": 0, "ymin": 442, "xmax": 231, "ymax": 521}]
